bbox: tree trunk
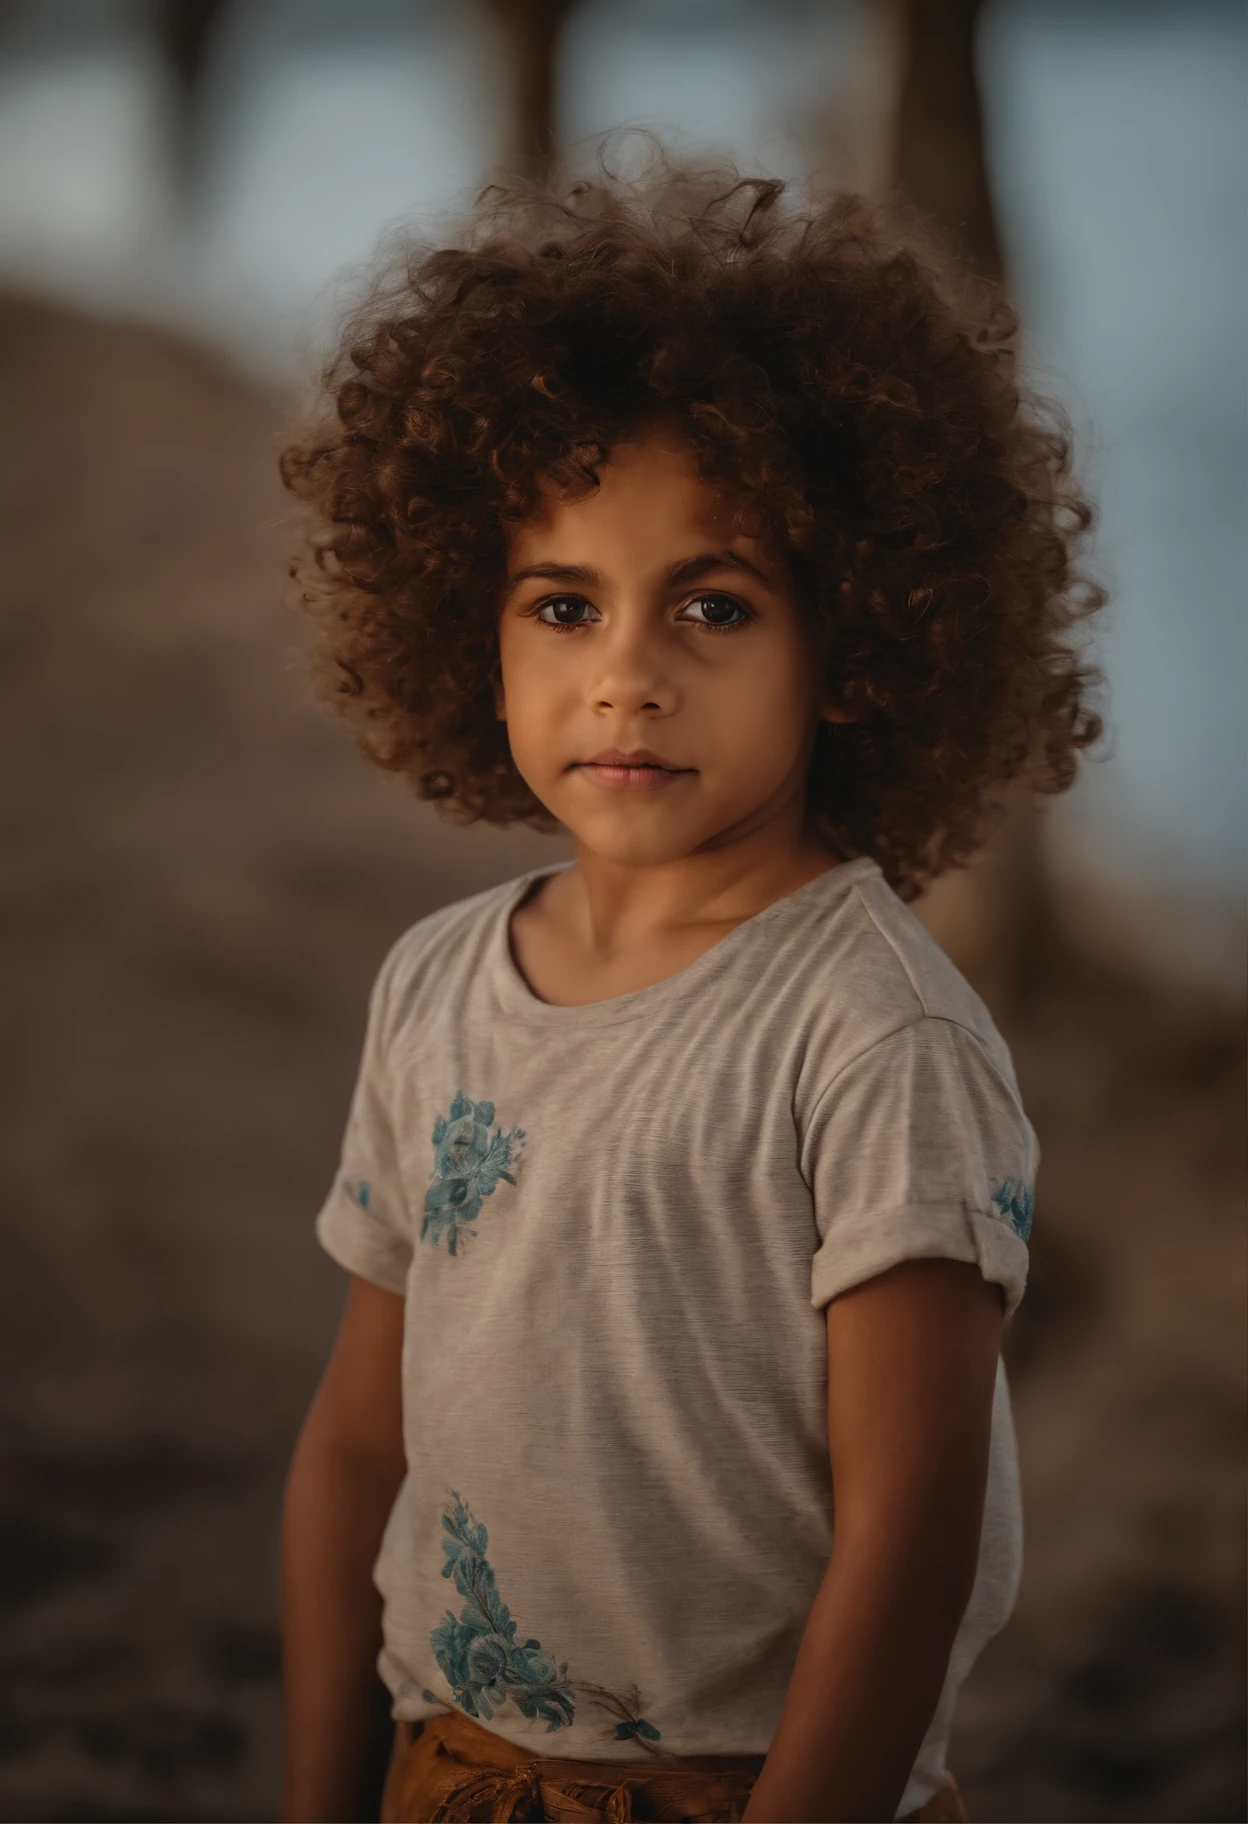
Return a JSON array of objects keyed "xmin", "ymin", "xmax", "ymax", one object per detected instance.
[
  {"xmin": 152, "ymin": 0, "xmax": 226, "ymax": 212},
  {"xmin": 890, "ymin": 0, "xmax": 1001, "ymax": 280},
  {"xmin": 486, "ymin": 0, "xmax": 579, "ymax": 179},
  {"xmin": 885, "ymin": 0, "xmax": 1048, "ymax": 1026}
]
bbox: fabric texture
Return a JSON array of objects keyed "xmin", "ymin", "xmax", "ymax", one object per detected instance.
[
  {"xmin": 317, "ymin": 857, "xmax": 1034, "ymax": 1820},
  {"xmin": 378, "ymin": 1712, "xmax": 970, "ymax": 1822}
]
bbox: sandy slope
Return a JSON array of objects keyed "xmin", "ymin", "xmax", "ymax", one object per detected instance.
[{"xmin": 0, "ymin": 296, "xmax": 1241, "ymax": 1823}]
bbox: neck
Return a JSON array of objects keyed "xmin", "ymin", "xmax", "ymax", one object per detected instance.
[{"xmin": 562, "ymin": 804, "xmax": 840, "ymax": 960}]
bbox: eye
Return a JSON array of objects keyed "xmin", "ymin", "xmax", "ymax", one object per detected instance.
[
  {"xmin": 533, "ymin": 594, "xmax": 600, "ymax": 630},
  {"xmin": 676, "ymin": 592, "xmax": 753, "ymax": 631}
]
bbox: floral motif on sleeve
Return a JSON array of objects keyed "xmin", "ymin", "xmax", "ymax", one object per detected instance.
[
  {"xmin": 429, "ymin": 1492, "xmax": 575, "ymax": 1733},
  {"xmin": 990, "ymin": 1177, "xmax": 1034, "ymax": 1242},
  {"xmin": 422, "ymin": 1092, "xmax": 525, "ymax": 1255}
]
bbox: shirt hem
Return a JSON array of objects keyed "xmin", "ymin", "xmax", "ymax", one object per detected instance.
[
  {"xmin": 315, "ymin": 1197, "xmax": 411, "ymax": 1295},
  {"xmin": 810, "ymin": 1199, "xmax": 1028, "ymax": 1317}
]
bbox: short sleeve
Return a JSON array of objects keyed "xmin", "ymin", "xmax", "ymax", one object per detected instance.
[
  {"xmin": 314, "ymin": 941, "xmax": 413, "ymax": 1295},
  {"xmin": 801, "ymin": 1017, "xmax": 1037, "ymax": 1320}
]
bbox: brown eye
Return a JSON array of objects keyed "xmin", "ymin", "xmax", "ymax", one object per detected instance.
[
  {"xmin": 677, "ymin": 593, "xmax": 752, "ymax": 630},
  {"xmin": 535, "ymin": 595, "xmax": 599, "ymax": 628}
]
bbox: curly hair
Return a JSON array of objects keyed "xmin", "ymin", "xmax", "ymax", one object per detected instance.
[{"xmin": 280, "ymin": 155, "xmax": 1103, "ymax": 900}]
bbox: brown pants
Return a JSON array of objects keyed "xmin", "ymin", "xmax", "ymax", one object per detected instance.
[{"xmin": 379, "ymin": 1710, "xmax": 969, "ymax": 1823}]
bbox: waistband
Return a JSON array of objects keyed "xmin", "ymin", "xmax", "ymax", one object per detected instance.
[{"xmin": 380, "ymin": 1709, "xmax": 968, "ymax": 1822}]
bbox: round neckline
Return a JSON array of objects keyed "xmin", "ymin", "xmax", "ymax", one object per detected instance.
[{"xmin": 488, "ymin": 854, "xmax": 882, "ymax": 1028}]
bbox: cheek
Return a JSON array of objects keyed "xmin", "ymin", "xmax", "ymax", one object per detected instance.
[
  {"xmin": 497, "ymin": 623, "xmax": 535, "ymax": 711},
  {"xmin": 497, "ymin": 634, "xmax": 564, "ymax": 751},
  {"xmin": 703, "ymin": 639, "xmax": 818, "ymax": 753}
]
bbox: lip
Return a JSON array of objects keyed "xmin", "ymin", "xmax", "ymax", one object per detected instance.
[
  {"xmin": 582, "ymin": 748, "xmax": 685, "ymax": 768},
  {"xmin": 572, "ymin": 748, "xmax": 695, "ymax": 793}
]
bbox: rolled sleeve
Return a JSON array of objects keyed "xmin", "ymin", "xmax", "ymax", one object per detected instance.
[
  {"xmin": 802, "ymin": 1018, "xmax": 1037, "ymax": 1320},
  {"xmin": 314, "ymin": 940, "xmax": 413, "ymax": 1295}
]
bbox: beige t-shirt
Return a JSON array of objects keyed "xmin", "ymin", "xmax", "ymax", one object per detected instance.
[{"xmin": 316, "ymin": 856, "xmax": 1035, "ymax": 1818}]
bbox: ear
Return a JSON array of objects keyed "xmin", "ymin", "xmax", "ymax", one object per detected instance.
[{"xmin": 819, "ymin": 703, "xmax": 855, "ymax": 726}]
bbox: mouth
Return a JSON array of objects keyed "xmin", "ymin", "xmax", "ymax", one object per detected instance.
[{"xmin": 571, "ymin": 749, "xmax": 695, "ymax": 793}]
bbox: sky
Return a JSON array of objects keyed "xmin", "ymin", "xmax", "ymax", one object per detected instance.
[{"xmin": 0, "ymin": 0, "xmax": 1242, "ymax": 988}]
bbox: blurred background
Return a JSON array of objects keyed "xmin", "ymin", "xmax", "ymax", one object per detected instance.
[{"xmin": 0, "ymin": 1, "xmax": 1243, "ymax": 1819}]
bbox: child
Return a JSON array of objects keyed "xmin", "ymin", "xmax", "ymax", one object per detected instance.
[{"xmin": 278, "ymin": 162, "xmax": 1101, "ymax": 1823}]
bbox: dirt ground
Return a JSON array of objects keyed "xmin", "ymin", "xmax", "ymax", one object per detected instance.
[{"xmin": 0, "ymin": 295, "xmax": 1243, "ymax": 1823}]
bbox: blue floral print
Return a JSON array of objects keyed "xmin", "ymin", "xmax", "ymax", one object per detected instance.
[
  {"xmin": 616, "ymin": 1718, "xmax": 663, "ymax": 1745},
  {"xmin": 579, "ymin": 1680, "xmax": 665, "ymax": 1755},
  {"xmin": 430, "ymin": 1493, "xmax": 575, "ymax": 1733},
  {"xmin": 422, "ymin": 1091, "xmax": 525, "ymax": 1255},
  {"xmin": 991, "ymin": 1177, "xmax": 1034, "ymax": 1242}
]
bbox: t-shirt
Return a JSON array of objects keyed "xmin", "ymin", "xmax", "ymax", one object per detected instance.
[{"xmin": 315, "ymin": 855, "xmax": 1036, "ymax": 1819}]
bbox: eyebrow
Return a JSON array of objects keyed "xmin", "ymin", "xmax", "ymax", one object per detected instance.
[{"xmin": 504, "ymin": 548, "xmax": 775, "ymax": 597}]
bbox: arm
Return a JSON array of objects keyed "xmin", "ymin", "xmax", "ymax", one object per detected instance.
[
  {"xmin": 281, "ymin": 1274, "xmax": 407, "ymax": 1823},
  {"xmin": 742, "ymin": 1258, "xmax": 1004, "ymax": 1824}
]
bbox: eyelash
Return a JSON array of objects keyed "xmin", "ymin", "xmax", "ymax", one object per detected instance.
[{"xmin": 529, "ymin": 592, "xmax": 754, "ymax": 635}]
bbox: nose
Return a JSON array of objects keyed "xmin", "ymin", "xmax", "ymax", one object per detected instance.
[{"xmin": 588, "ymin": 616, "xmax": 675, "ymax": 717}]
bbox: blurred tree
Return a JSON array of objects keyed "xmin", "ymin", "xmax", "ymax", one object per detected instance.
[
  {"xmin": 890, "ymin": 0, "xmax": 1001, "ymax": 281},
  {"xmin": 886, "ymin": 0, "xmax": 1051, "ymax": 1026},
  {"xmin": 486, "ymin": 0, "xmax": 578, "ymax": 176},
  {"xmin": 153, "ymin": 0, "xmax": 225, "ymax": 209}
]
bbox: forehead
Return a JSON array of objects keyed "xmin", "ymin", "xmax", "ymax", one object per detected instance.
[{"xmin": 506, "ymin": 430, "xmax": 763, "ymax": 567}]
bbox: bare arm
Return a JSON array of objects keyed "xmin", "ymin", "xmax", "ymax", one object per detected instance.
[
  {"xmin": 742, "ymin": 1258, "xmax": 1004, "ymax": 1823},
  {"xmin": 281, "ymin": 1274, "xmax": 407, "ymax": 1823}
]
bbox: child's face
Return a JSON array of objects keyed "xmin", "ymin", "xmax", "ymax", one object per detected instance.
[{"xmin": 497, "ymin": 425, "xmax": 838, "ymax": 868}]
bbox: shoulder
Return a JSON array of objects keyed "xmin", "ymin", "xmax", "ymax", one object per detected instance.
[
  {"xmin": 785, "ymin": 861, "xmax": 1022, "ymax": 1108},
  {"xmin": 827, "ymin": 864, "xmax": 1018, "ymax": 1086}
]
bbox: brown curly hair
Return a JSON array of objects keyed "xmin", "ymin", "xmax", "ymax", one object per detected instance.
[{"xmin": 280, "ymin": 156, "xmax": 1103, "ymax": 900}]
